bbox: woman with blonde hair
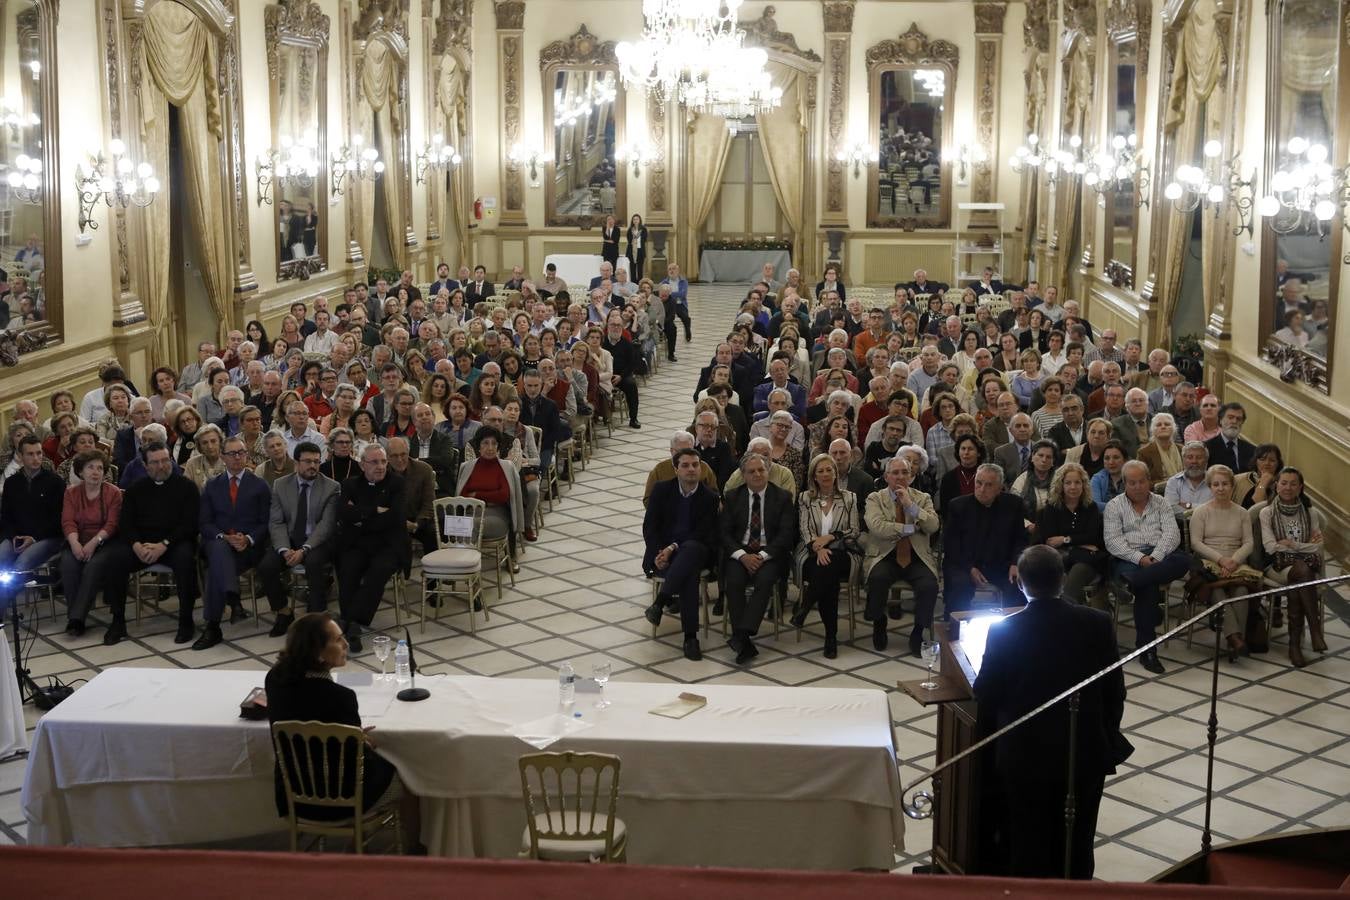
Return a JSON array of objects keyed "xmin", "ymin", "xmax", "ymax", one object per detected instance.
[
  {"xmin": 1189, "ymin": 464, "xmax": 1258, "ymax": 662},
  {"xmin": 1035, "ymin": 462, "xmax": 1107, "ymax": 603},
  {"xmin": 791, "ymin": 453, "xmax": 859, "ymax": 658}
]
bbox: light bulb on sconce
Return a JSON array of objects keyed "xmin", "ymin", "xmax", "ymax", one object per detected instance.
[
  {"xmin": 955, "ymin": 142, "xmax": 985, "ymax": 185},
  {"xmin": 616, "ymin": 142, "xmax": 651, "ymax": 178},
  {"xmin": 76, "ymin": 141, "xmax": 159, "ymax": 234},
  {"xmin": 1258, "ymin": 134, "xmax": 1350, "ymax": 236},
  {"xmin": 508, "ymin": 142, "xmax": 542, "ymax": 188},
  {"xmin": 1163, "ymin": 138, "xmax": 1256, "ymax": 236},
  {"xmin": 415, "ymin": 133, "xmax": 463, "ymax": 185},
  {"xmin": 329, "ymin": 139, "xmax": 383, "ymax": 198},
  {"xmin": 836, "ymin": 141, "xmax": 877, "ymax": 179}
]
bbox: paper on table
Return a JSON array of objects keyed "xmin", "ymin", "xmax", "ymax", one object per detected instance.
[
  {"xmin": 649, "ymin": 692, "xmax": 707, "ymax": 719},
  {"xmin": 508, "ymin": 712, "xmax": 593, "ymax": 749}
]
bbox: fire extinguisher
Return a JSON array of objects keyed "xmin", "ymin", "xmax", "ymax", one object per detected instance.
[{"xmin": 473, "ymin": 198, "xmax": 484, "ymax": 220}]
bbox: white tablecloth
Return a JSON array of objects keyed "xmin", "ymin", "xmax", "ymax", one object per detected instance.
[
  {"xmin": 543, "ymin": 254, "xmax": 629, "ymax": 292},
  {"xmin": 23, "ymin": 668, "xmax": 904, "ymax": 869},
  {"xmin": 698, "ymin": 249, "xmax": 792, "ymax": 284},
  {"xmin": 0, "ymin": 624, "xmax": 27, "ymax": 759}
]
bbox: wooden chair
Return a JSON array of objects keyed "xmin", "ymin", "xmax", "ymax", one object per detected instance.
[
  {"xmin": 420, "ymin": 497, "xmax": 487, "ymax": 633},
  {"xmin": 793, "ymin": 552, "xmax": 863, "ymax": 643},
  {"xmin": 518, "ymin": 751, "xmax": 626, "ymax": 863},
  {"xmin": 526, "ymin": 424, "xmax": 555, "ymax": 516},
  {"xmin": 648, "ymin": 570, "xmax": 718, "ymax": 639},
  {"xmin": 271, "ymin": 720, "xmax": 402, "ymax": 854}
]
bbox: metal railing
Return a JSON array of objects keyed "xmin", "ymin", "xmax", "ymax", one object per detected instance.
[{"xmin": 900, "ymin": 572, "xmax": 1350, "ymax": 878}]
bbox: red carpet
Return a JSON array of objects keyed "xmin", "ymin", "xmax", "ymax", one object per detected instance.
[{"xmin": 4, "ymin": 847, "xmax": 1346, "ymax": 898}]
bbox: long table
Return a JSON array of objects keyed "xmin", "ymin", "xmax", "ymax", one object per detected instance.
[{"xmin": 23, "ymin": 668, "xmax": 905, "ymax": 870}]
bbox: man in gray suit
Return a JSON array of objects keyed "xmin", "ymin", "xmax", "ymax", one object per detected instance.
[
  {"xmin": 257, "ymin": 441, "xmax": 339, "ymax": 636},
  {"xmin": 1109, "ymin": 387, "xmax": 1153, "ymax": 459},
  {"xmin": 991, "ymin": 413, "xmax": 1037, "ymax": 481}
]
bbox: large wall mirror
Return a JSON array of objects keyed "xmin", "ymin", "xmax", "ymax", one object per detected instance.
[
  {"xmin": 866, "ymin": 24, "xmax": 957, "ymax": 229},
  {"xmin": 1261, "ymin": 0, "xmax": 1341, "ymax": 384},
  {"xmin": 0, "ymin": 0, "xmax": 60, "ymax": 337},
  {"xmin": 1104, "ymin": 1, "xmax": 1147, "ymax": 288},
  {"xmin": 542, "ymin": 26, "xmax": 624, "ymax": 227},
  {"xmin": 266, "ymin": 0, "xmax": 329, "ymax": 281}
]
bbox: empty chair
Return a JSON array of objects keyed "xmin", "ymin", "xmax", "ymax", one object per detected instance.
[
  {"xmin": 420, "ymin": 496, "xmax": 487, "ymax": 633},
  {"xmin": 518, "ymin": 751, "xmax": 626, "ymax": 863}
]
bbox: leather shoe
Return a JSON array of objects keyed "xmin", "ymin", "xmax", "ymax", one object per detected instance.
[
  {"xmin": 1139, "ymin": 649, "xmax": 1165, "ymax": 674},
  {"xmin": 524, "ymin": 529, "xmax": 538, "ymax": 543},
  {"xmin": 192, "ymin": 624, "xmax": 223, "ymax": 651},
  {"xmin": 66, "ymin": 620, "xmax": 85, "ymax": 637},
  {"xmin": 1225, "ymin": 633, "xmax": 1245, "ymax": 664},
  {"xmin": 683, "ymin": 638, "xmax": 702, "ymax": 661},
  {"xmin": 629, "ymin": 420, "xmax": 641, "ymax": 429},
  {"xmin": 174, "ymin": 620, "xmax": 195, "ymax": 644},
  {"xmin": 346, "ymin": 626, "xmax": 363, "ymax": 654},
  {"xmin": 886, "ymin": 600, "xmax": 905, "ymax": 621},
  {"xmin": 269, "ymin": 612, "xmax": 295, "ymax": 638},
  {"xmin": 909, "ymin": 631, "xmax": 924, "ymax": 659},
  {"xmin": 229, "ymin": 604, "xmax": 250, "ymax": 625},
  {"xmin": 711, "ymin": 598, "xmax": 724, "ymax": 617},
  {"xmin": 103, "ymin": 620, "xmax": 127, "ymax": 646},
  {"xmin": 644, "ymin": 601, "xmax": 663, "ymax": 628},
  {"xmin": 872, "ymin": 621, "xmax": 889, "ymax": 651},
  {"xmin": 789, "ymin": 608, "xmax": 808, "ymax": 630},
  {"xmin": 735, "ymin": 638, "xmax": 758, "ymax": 665},
  {"xmin": 824, "ymin": 636, "xmax": 838, "ymax": 659}
]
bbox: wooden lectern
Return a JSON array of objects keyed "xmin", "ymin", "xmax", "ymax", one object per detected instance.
[{"xmin": 899, "ymin": 611, "xmax": 1015, "ymax": 875}]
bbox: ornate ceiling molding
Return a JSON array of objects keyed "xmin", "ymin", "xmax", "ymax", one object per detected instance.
[
  {"xmin": 539, "ymin": 25, "xmax": 617, "ymax": 69},
  {"xmin": 740, "ymin": 6, "xmax": 821, "ymax": 61},
  {"xmin": 432, "ymin": 0, "xmax": 471, "ymax": 56},
  {"xmin": 865, "ymin": 23, "xmax": 959, "ymax": 70}
]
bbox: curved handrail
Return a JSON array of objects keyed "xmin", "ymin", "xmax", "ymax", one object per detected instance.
[{"xmin": 900, "ymin": 572, "xmax": 1349, "ymax": 820}]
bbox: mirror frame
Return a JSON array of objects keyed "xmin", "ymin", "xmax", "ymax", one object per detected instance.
[
  {"xmin": 1103, "ymin": 0, "xmax": 1149, "ymax": 289},
  {"xmin": 864, "ymin": 23, "xmax": 958, "ymax": 230},
  {"xmin": 5, "ymin": 0, "xmax": 61, "ymax": 342},
  {"xmin": 1258, "ymin": 0, "xmax": 1345, "ymax": 392},
  {"xmin": 540, "ymin": 25, "xmax": 626, "ymax": 229},
  {"xmin": 265, "ymin": 0, "xmax": 330, "ymax": 282}
]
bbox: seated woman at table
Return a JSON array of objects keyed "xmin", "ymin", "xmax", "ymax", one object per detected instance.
[{"xmin": 266, "ymin": 613, "xmax": 421, "ymax": 852}]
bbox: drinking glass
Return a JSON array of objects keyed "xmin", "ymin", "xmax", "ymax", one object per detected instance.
[
  {"xmin": 372, "ymin": 635, "xmax": 392, "ymax": 683},
  {"xmin": 592, "ymin": 662, "xmax": 612, "ymax": 709},
  {"xmin": 920, "ymin": 640, "xmax": 941, "ymax": 690}
]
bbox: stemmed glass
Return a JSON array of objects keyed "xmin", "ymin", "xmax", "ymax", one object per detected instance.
[
  {"xmin": 920, "ymin": 640, "xmax": 941, "ymax": 691},
  {"xmin": 592, "ymin": 662, "xmax": 612, "ymax": 709},
  {"xmin": 372, "ymin": 635, "xmax": 392, "ymax": 683}
]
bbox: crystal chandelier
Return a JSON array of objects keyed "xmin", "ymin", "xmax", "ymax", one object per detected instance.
[
  {"xmin": 1257, "ymin": 136, "xmax": 1348, "ymax": 236},
  {"xmin": 679, "ymin": 44, "xmax": 783, "ymax": 118}
]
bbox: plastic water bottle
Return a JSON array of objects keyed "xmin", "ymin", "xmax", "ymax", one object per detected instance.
[
  {"xmin": 394, "ymin": 640, "xmax": 411, "ymax": 687},
  {"xmin": 558, "ymin": 661, "xmax": 576, "ymax": 710}
]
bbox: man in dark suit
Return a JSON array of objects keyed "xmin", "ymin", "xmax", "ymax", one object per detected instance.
[
  {"xmin": 113, "ymin": 398, "xmax": 155, "ymax": 471},
  {"xmin": 691, "ymin": 410, "xmax": 735, "ymax": 490},
  {"xmin": 974, "ymin": 546, "xmax": 1132, "ymax": 879},
  {"xmin": 970, "ymin": 267, "xmax": 1006, "ymax": 297},
  {"xmin": 101, "ymin": 443, "xmax": 201, "ymax": 646},
  {"xmin": 258, "ymin": 442, "xmax": 339, "ymax": 636},
  {"xmin": 900, "ymin": 268, "xmax": 947, "ymax": 297},
  {"xmin": 943, "ymin": 464, "xmax": 1027, "ymax": 613},
  {"xmin": 410, "ymin": 403, "xmax": 459, "ymax": 497},
  {"xmin": 991, "ymin": 413, "xmax": 1037, "ymax": 482},
  {"xmin": 1204, "ymin": 402, "xmax": 1257, "ymax": 473},
  {"xmin": 720, "ymin": 454, "xmax": 795, "ymax": 663},
  {"xmin": 751, "ymin": 355, "xmax": 807, "ymax": 419},
  {"xmin": 335, "ymin": 444, "xmax": 409, "ymax": 652},
  {"xmin": 518, "ymin": 370, "xmax": 562, "ymax": 473},
  {"xmin": 693, "ymin": 343, "xmax": 756, "ymax": 404},
  {"xmin": 195, "ymin": 436, "xmax": 272, "ymax": 649},
  {"xmin": 1109, "ymin": 388, "xmax": 1153, "ymax": 460},
  {"xmin": 1046, "ymin": 395, "xmax": 1088, "ymax": 454},
  {"xmin": 386, "ymin": 437, "xmax": 438, "ymax": 559},
  {"xmin": 429, "ymin": 261, "xmax": 459, "ymax": 298},
  {"xmin": 464, "ymin": 264, "xmax": 495, "ymax": 305},
  {"xmin": 643, "ymin": 448, "xmax": 720, "ymax": 660}
]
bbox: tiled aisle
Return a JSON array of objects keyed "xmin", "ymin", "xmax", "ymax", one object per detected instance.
[{"xmin": 2, "ymin": 284, "xmax": 1348, "ymax": 880}]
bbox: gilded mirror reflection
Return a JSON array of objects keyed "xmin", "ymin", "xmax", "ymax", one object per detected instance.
[
  {"xmin": 550, "ymin": 69, "xmax": 618, "ymax": 219},
  {"xmin": 1265, "ymin": 0, "xmax": 1338, "ymax": 364},
  {"xmin": 267, "ymin": 0, "xmax": 329, "ymax": 280},
  {"xmin": 1107, "ymin": 37, "xmax": 1138, "ymax": 283},
  {"xmin": 871, "ymin": 69, "xmax": 947, "ymax": 225},
  {"xmin": 0, "ymin": 0, "xmax": 48, "ymax": 331}
]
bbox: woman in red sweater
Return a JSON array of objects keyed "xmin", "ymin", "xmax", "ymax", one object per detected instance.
[
  {"xmin": 456, "ymin": 427, "xmax": 521, "ymax": 560},
  {"xmin": 60, "ymin": 450, "xmax": 122, "ymax": 637}
]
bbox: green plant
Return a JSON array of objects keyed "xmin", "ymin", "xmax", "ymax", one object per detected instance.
[{"xmin": 366, "ymin": 266, "xmax": 401, "ymax": 287}]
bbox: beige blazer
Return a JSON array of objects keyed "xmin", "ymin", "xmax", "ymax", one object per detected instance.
[{"xmin": 862, "ymin": 486, "xmax": 940, "ymax": 578}]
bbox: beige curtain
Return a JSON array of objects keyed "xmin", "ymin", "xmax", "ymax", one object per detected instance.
[
  {"xmin": 361, "ymin": 40, "xmax": 405, "ymax": 270},
  {"xmin": 1160, "ymin": 0, "xmax": 1226, "ymax": 336},
  {"xmin": 684, "ymin": 114, "xmax": 733, "ymax": 275},
  {"xmin": 438, "ymin": 53, "xmax": 469, "ymax": 264},
  {"xmin": 139, "ymin": 0, "xmax": 231, "ymax": 364},
  {"xmin": 1278, "ymin": 35, "xmax": 1337, "ymax": 139},
  {"xmin": 756, "ymin": 63, "xmax": 805, "ymax": 263}
]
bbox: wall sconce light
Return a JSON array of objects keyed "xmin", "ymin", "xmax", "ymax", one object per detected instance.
[
  {"xmin": 329, "ymin": 134, "xmax": 383, "ymax": 198},
  {"xmin": 509, "ymin": 142, "xmax": 542, "ymax": 188},
  {"xmin": 1083, "ymin": 133, "xmax": 1151, "ymax": 209},
  {"xmin": 615, "ymin": 142, "xmax": 650, "ymax": 178},
  {"xmin": 415, "ymin": 133, "xmax": 462, "ymax": 185},
  {"xmin": 76, "ymin": 138, "xmax": 160, "ymax": 234},
  {"xmin": 1258, "ymin": 136, "xmax": 1349, "ymax": 238},
  {"xmin": 256, "ymin": 133, "xmax": 321, "ymax": 207},
  {"xmin": 5, "ymin": 153, "xmax": 42, "ymax": 205},
  {"xmin": 1164, "ymin": 139, "xmax": 1256, "ymax": 236},
  {"xmin": 1009, "ymin": 133, "xmax": 1043, "ymax": 175},
  {"xmin": 836, "ymin": 141, "xmax": 876, "ymax": 179},
  {"xmin": 955, "ymin": 143, "xmax": 987, "ymax": 185}
]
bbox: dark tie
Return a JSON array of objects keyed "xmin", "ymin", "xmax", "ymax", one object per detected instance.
[
  {"xmin": 1228, "ymin": 440, "xmax": 1239, "ymax": 469},
  {"xmin": 1019, "ymin": 446, "xmax": 1029, "ymax": 470},
  {"xmin": 290, "ymin": 482, "xmax": 309, "ymax": 549},
  {"xmin": 747, "ymin": 493, "xmax": 762, "ymax": 553},
  {"xmin": 229, "ymin": 477, "xmax": 239, "ymax": 505}
]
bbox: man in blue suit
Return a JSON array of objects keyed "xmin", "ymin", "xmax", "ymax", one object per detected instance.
[
  {"xmin": 112, "ymin": 398, "xmax": 155, "ymax": 471},
  {"xmin": 195, "ymin": 435, "xmax": 271, "ymax": 649},
  {"xmin": 751, "ymin": 354, "xmax": 807, "ymax": 420}
]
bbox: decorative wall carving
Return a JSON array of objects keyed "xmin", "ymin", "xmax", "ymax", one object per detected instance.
[
  {"xmin": 539, "ymin": 25, "xmax": 617, "ymax": 68},
  {"xmin": 822, "ymin": 0, "xmax": 854, "ymax": 33},
  {"xmin": 102, "ymin": 0, "xmax": 132, "ymax": 297},
  {"xmin": 1023, "ymin": 0, "xmax": 1050, "ymax": 53},
  {"xmin": 974, "ymin": 36, "xmax": 999, "ymax": 202},
  {"xmin": 498, "ymin": 4, "xmax": 523, "ymax": 218},
  {"xmin": 355, "ymin": 0, "xmax": 408, "ymax": 44},
  {"xmin": 224, "ymin": 0, "xmax": 255, "ymax": 296},
  {"xmin": 432, "ymin": 0, "xmax": 471, "ymax": 55},
  {"xmin": 493, "ymin": 0, "xmax": 523, "ymax": 30},
  {"xmin": 865, "ymin": 22, "xmax": 959, "ymax": 69},
  {"xmin": 822, "ymin": 1, "xmax": 853, "ymax": 220},
  {"xmin": 740, "ymin": 6, "xmax": 821, "ymax": 61},
  {"xmin": 648, "ymin": 93, "xmax": 667, "ymax": 213},
  {"xmin": 265, "ymin": 0, "xmax": 330, "ymax": 78},
  {"xmin": 974, "ymin": 1, "xmax": 1007, "ymax": 34}
]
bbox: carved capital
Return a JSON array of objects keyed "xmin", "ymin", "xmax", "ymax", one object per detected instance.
[
  {"xmin": 974, "ymin": 1, "xmax": 1007, "ymax": 35},
  {"xmin": 1023, "ymin": 0, "xmax": 1050, "ymax": 53},
  {"xmin": 355, "ymin": 0, "xmax": 409, "ymax": 43},
  {"xmin": 433, "ymin": 0, "xmax": 472, "ymax": 55},
  {"xmin": 493, "ymin": 0, "xmax": 524, "ymax": 31},
  {"xmin": 822, "ymin": 0, "xmax": 855, "ymax": 34},
  {"xmin": 866, "ymin": 23, "xmax": 959, "ymax": 69}
]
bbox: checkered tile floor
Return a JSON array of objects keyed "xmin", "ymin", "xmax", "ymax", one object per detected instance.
[{"xmin": 2, "ymin": 284, "xmax": 1348, "ymax": 881}]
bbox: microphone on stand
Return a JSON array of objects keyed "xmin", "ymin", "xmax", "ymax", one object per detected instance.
[{"xmin": 396, "ymin": 625, "xmax": 429, "ymax": 702}]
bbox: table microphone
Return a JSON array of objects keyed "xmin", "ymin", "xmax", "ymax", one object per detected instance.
[{"xmin": 396, "ymin": 626, "xmax": 430, "ymax": 702}]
